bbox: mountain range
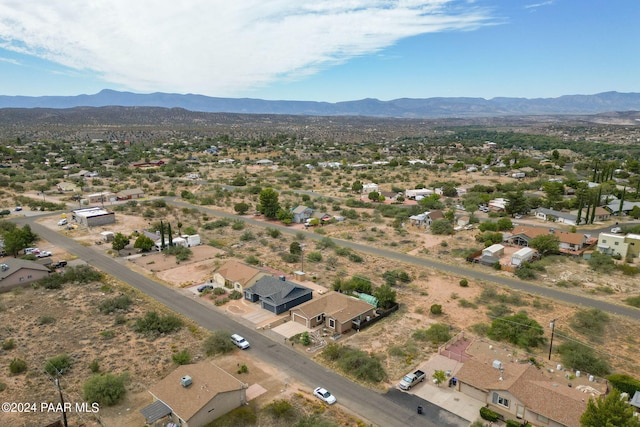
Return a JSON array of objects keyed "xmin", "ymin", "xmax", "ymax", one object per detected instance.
[{"xmin": 1, "ymin": 89, "xmax": 640, "ymax": 118}]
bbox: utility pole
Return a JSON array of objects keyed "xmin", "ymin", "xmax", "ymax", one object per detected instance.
[
  {"xmin": 55, "ymin": 378, "xmax": 69, "ymax": 427},
  {"xmin": 548, "ymin": 319, "xmax": 557, "ymax": 360}
]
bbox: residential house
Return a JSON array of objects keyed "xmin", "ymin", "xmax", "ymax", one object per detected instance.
[
  {"xmin": 310, "ymin": 211, "xmax": 332, "ymax": 223},
  {"xmin": 532, "ymin": 207, "xmax": 581, "ymax": 226},
  {"xmin": 212, "ymin": 259, "xmax": 267, "ymax": 292},
  {"xmin": 596, "ymin": 233, "xmax": 628, "ymax": 258},
  {"xmin": 291, "ymin": 206, "xmax": 313, "ymax": 224},
  {"xmin": 606, "ymin": 200, "xmax": 640, "ymax": 215},
  {"xmin": 255, "ymin": 159, "xmax": 274, "ymax": 166},
  {"xmin": 457, "ymin": 216, "xmax": 471, "ymax": 227},
  {"xmin": 591, "ymin": 206, "xmax": 612, "ymax": 222},
  {"xmin": 56, "ymin": 182, "xmax": 79, "ymax": 192},
  {"xmin": 380, "ymin": 191, "xmax": 402, "ymax": 202},
  {"xmin": 362, "ymin": 183, "xmax": 379, "ymax": 194},
  {"xmin": 0, "ymin": 259, "xmax": 50, "ymax": 291},
  {"xmin": 289, "ymin": 291, "xmax": 376, "ymax": 334},
  {"xmin": 456, "ymin": 358, "xmax": 603, "ymax": 427},
  {"xmin": 408, "ymin": 210, "xmax": 444, "ymax": 228},
  {"xmin": 627, "ymin": 234, "xmax": 640, "ymax": 258},
  {"xmin": 116, "ymin": 188, "xmax": 145, "ymax": 200},
  {"xmin": 506, "ymin": 226, "xmax": 589, "ymax": 254},
  {"xmin": 244, "ymin": 276, "xmax": 312, "ymax": 314},
  {"xmin": 141, "ymin": 361, "xmax": 247, "ymax": 427},
  {"xmin": 86, "ymin": 192, "xmax": 114, "ymax": 204}
]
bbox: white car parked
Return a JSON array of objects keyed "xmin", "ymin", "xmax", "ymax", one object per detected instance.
[
  {"xmin": 36, "ymin": 251, "xmax": 52, "ymax": 258},
  {"xmin": 313, "ymin": 387, "xmax": 337, "ymax": 405},
  {"xmin": 230, "ymin": 334, "xmax": 250, "ymax": 350}
]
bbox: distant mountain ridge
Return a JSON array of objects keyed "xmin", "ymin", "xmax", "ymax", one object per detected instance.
[{"xmin": 1, "ymin": 89, "xmax": 639, "ymax": 118}]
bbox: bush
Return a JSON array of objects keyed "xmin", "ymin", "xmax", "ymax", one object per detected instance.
[
  {"xmin": 413, "ymin": 324, "xmax": 451, "ymax": 344},
  {"xmin": 264, "ymin": 399, "xmax": 297, "ymax": 420},
  {"xmin": 172, "ymin": 349, "xmax": 191, "ymax": 365},
  {"xmin": 45, "ymin": 354, "xmax": 71, "ymax": 376},
  {"xmin": 570, "ymin": 308, "xmax": 609, "ymax": 338},
  {"xmin": 459, "ymin": 279, "xmax": 469, "ymax": 287},
  {"xmin": 83, "ymin": 373, "xmax": 127, "ymax": 406},
  {"xmin": 37, "ymin": 315, "xmax": 56, "ymax": 325},
  {"xmin": 89, "ymin": 360, "xmax": 100, "ymax": 373},
  {"xmin": 1, "ymin": 338, "xmax": 15, "ymax": 350},
  {"xmin": 607, "ymin": 373, "xmax": 640, "ymax": 396},
  {"xmin": 134, "ymin": 311, "xmax": 183, "ymax": 339},
  {"xmin": 0, "ymin": 380, "xmax": 6, "ymax": 392},
  {"xmin": 163, "ymin": 245, "xmax": 192, "ymax": 261},
  {"xmin": 480, "ymin": 407, "xmax": 500, "ymax": 422},
  {"xmin": 307, "ymin": 251, "xmax": 323, "ymax": 262},
  {"xmin": 9, "ymin": 358, "xmax": 27, "ymax": 374},
  {"xmin": 430, "ymin": 304, "xmax": 443, "ymax": 315},
  {"xmin": 558, "ymin": 341, "xmax": 611, "ymax": 376},
  {"xmin": 229, "ymin": 290, "xmax": 243, "ymax": 300},
  {"xmin": 203, "ymin": 331, "xmax": 235, "ymax": 356},
  {"xmin": 212, "ymin": 287, "xmax": 226, "ymax": 296},
  {"xmin": 266, "ymin": 228, "xmax": 282, "ymax": 238},
  {"xmin": 321, "ymin": 344, "xmax": 386, "ymax": 383},
  {"xmin": 625, "ymin": 295, "xmax": 640, "ymax": 308},
  {"xmin": 99, "ymin": 294, "xmax": 133, "ymax": 314}
]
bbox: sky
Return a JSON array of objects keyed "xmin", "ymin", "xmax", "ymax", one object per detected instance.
[{"xmin": 0, "ymin": 1, "xmax": 637, "ymax": 102}]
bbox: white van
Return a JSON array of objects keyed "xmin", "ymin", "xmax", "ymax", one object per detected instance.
[
  {"xmin": 57, "ymin": 219, "xmax": 68, "ymax": 226},
  {"xmin": 231, "ymin": 334, "xmax": 250, "ymax": 350}
]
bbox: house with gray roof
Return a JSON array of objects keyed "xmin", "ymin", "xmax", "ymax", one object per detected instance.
[
  {"xmin": 244, "ymin": 276, "xmax": 312, "ymax": 314},
  {"xmin": 291, "ymin": 205, "xmax": 313, "ymax": 224},
  {"xmin": 532, "ymin": 207, "xmax": 582, "ymax": 226},
  {"xmin": 0, "ymin": 259, "xmax": 51, "ymax": 291}
]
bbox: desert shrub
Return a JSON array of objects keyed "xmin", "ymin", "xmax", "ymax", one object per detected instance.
[
  {"xmin": 231, "ymin": 220, "xmax": 245, "ymax": 230},
  {"xmin": 45, "ymin": 354, "xmax": 71, "ymax": 376},
  {"xmin": 618, "ymin": 264, "xmax": 640, "ymax": 276},
  {"xmin": 89, "ymin": 360, "xmax": 100, "ymax": 373},
  {"xmin": 203, "ymin": 219, "xmax": 230, "ymax": 229},
  {"xmin": 487, "ymin": 312, "xmax": 545, "ymax": 349},
  {"xmin": 0, "ymin": 381, "xmax": 6, "ymax": 392},
  {"xmin": 237, "ymin": 364, "xmax": 248, "ymax": 374},
  {"xmin": 430, "ymin": 304, "xmax": 443, "ymax": 315},
  {"xmin": 9, "ymin": 358, "xmax": 27, "ymax": 374},
  {"xmin": 458, "ymin": 299, "xmax": 477, "ymax": 309},
  {"xmin": 306, "ymin": 251, "xmax": 323, "ymax": 262},
  {"xmin": 203, "ymin": 330, "xmax": 235, "ymax": 356},
  {"xmin": 100, "ymin": 330, "xmax": 115, "ymax": 339},
  {"xmin": 83, "ymin": 372, "xmax": 127, "ymax": 406},
  {"xmin": 63, "ymin": 265, "xmax": 103, "ymax": 284},
  {"xmin": 625, "ymin": 295, "xmax": 640, "ymax": 308},
  {"xmin": 348, "ymin": 253, "xmax": 364, "ymax": 263},
  {"xmin": 266, "ymin": 228, "xmax": 282, "ymax": 238},
  {"xmin": 301, "ymin": 332, "xmax": 311, "ymax": 346},
  {"xmin": 212, "ymin": 287, "xmax": 226, "ymax": 296},
  {"xmin": 336, "ymin": 348, "xmax": 386, "ymax": 383},
  {"xmin": 37, "ymin": 274, "xmax": 65, "ymax": 289},
  {"xmin": 472, "ymin": 323, "xmax": 490, "ymax": 336},
  {"xmin": 558, "ymin": 341, "xmax": 611, "ymax": 376},
  {"xmin": 228, "ymin": 290, "xmax": 242, "ymax": 300},
  {"xmin": 316, "ymin": 236, "xmax": 337, "ymax": 250},
  {"xmin": 335, "ymin": 247, "xmax": 351, "ymax": 257},
  {"xmin": 413, "ymin": 324, "xmax": 452, "ymax": 344},
  {"xmin": 99, "ymin": 294, "xmax": 133, "ymax": 314},
  {"xmin": 37, "ymin": 315, "xmax": 56, "ymax": 325},
  {"xmin": 172, "ymin": 350, "xmax": 191, "ymax": 365},
  {"xmin": 514, "ymin": 264, "xmax": 537, "ymax": 280},
  {"xmin": 587, "ymin": 252, "xmax": 616, "ymax": 274},
  {"xmin": 570, "ymin": 308, "xmax": 609, "ymax": 338},
  {"xmin": 163, "ymin": 245, "xmax": 192, "ymax": 261},
  {"xmin": 486, "ymin": 304, "xmax": 512, "ymax": 318},
  {"xmin": 264, "ymin": 399, "xmax": 297, "ymax": 420},
  {"xmin": 507, "ymin": 420, "xmax": 531, "ymax": 427},
  {"xmin": 134, "ymin": 311, "xmax": 183, "ymax": 339},
  {"xmin": 245, "ymin": 255, "xmax": 260, "ymax": 265},
  {"xmin": 459, "ymin": 279, "xmax": 468, "ymax": 287},
  {"xmin": 1, "ymin": 338, "xmax": 15, "ymax": 350}
]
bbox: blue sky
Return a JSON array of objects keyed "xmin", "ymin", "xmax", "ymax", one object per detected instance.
[{"xmin": 0, "ymin": 1, "xmax": 637, "ymax": 102}]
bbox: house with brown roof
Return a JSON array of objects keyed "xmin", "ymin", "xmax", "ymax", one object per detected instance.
[
  {"xmin": 0, "ymin": 259, "xmax": 50, "ymax": 291},
  {"xmin": 141, "ymin": 361, "xmax": 247, "ymax": 427},
  {"xmin": 455, "ymin": 359, "xmax": 603, "ymax": 427},
  {"xmin": 116, "ymin": 188, "xmax": 145, "ymax": 200},
  {"xmin": 212, "ymin": 259, "xmax": 267, "ymax": 292},
  {"xmin": 289, "ymin": 291, "xmax": 376, "ymax": 334},
  {"xmin": 505, "ymin": 226, "xmax": 589, "ymax": 254}
]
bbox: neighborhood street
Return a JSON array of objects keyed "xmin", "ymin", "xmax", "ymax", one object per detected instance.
[{"xmin": 22, "ymin": 218, "xmax": 466, "ymax": 427}]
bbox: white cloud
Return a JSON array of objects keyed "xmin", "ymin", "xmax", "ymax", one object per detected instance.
[
  {"xmin": 0, "ymin": 1, "xmax": 494, "ymax": 96},
  {"xmin": 0, "ymin": 56, "xmax": 20, "ymax": 65},
  {"xmin": 524, "ymin": 1, "xmax": 554, "ymax": 10}
]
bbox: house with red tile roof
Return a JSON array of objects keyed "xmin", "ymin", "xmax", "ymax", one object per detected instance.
[{"xmin": 505, "ymin": 226, "xmax": 589, "ymax": 254}]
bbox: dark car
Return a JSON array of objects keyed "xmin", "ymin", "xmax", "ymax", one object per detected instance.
[
  {"xmin": 51, "ymin": 261, "xmax": 68, "ymax": 269},
  {"xmin": 197, "ymin": 284, "xmax": 214, "ymax": 293}
]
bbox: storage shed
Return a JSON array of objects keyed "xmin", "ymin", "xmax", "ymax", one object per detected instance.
[
  {"xmin": 482, "ymin": 244, "xmax": 505, "ymax": 258},
  {"xmin": 511, "ymin": 247, "xmax": 536, "ymax": 266}
]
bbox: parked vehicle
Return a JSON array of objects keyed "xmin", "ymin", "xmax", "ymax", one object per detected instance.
[
  {"xmin": 230, "ymin": 334, "xmax": 250, "ymax": 349},
  {"xmin": 25, "ymin": 247, "xmax": 40, "ymax": 255},
  {"xmin": 398, "ymin": 369, "xmax": 426, "ymax": 390},
  {"xmin": 197, "ymin": 284, "xmax": 213, "ymax": 293},
  {"xmin": 36, "ymin": 251, "xmax": 52, "ymax": 258},
  {"xmin": 50, "ymin": 261, "xmax": 68, "ymax": 269},
  {"xmin": 57, "ymin": 218, "xmax": 68, "ymax": 226},
  {"xmin": 611, "ymin": 227, "xmax": 622, "ymax": 233},
  {"xmin": 313, "ymin": 387, "xmax": 337, "ymax": 405},
  {"xmin": 15, "ymin": 206, "xmax": 22, "ymax": 211}
]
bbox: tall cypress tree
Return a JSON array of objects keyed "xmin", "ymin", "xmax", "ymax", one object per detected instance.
[
  {"xmin": 160, "ymin": 220, "xmax": 166, "ymax": 250},
  {"xmin": 619, "ymin": 187, "xmax": 626, "ymax": 216},
  {"xmin": 167, "ymin": 223, "xmax": 173, "ymax": 247}
]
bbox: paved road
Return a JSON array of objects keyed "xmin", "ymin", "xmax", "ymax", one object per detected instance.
[
  {"xmin": 165, "ymin": 198, "xmax": 640, "ymax": 321},
  {"xmin": 22, "ymin": 219, "xmax": 462, "ymax": 427}
]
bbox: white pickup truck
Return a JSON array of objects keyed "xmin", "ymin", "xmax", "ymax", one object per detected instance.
[{"xmin": 398, "ymin": 369, "xmax": 426, "ymax": 390}]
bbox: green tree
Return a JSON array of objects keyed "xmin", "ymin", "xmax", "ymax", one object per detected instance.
[
  {"xmin": 111, "ymin": 232, "xmax": 130, "ymax": 252},
  {"xmin": 542, "ymin": 181, "xmax": 565, "ymax": 209},
  {"xmin": 133, "ymin": 235, "xmax": 155, "ymax": 252},
  {"xmin": 289, "ymin": 241, "xmax": 302, "ymax": 255},
  {"xmin": 83, "ymin": 372, "xmax": 127, "ymax": 406},
  {"xmin": 203, "ymin": 331, "xmax": 235, "ymax": 356},
  {"xmin": 496, "ymin": 217, "xmax": 513, "ymax": 231},
  {"xmin": 351, "ymin": 180, "xmax": 363, "ymax": 193},
  {"xmin": 368, "ymin": 191, "xmax": 381, "ymax": 202},
  {"xmin": 433, "ymin": 369, "xmax": 447, "ymax": 387},
  {"xmin": 431, "ymin": 219, "xmax": 454, "ymax": 235},
  {"xmin": 530, "ymin": 233, "xmax": 560, "ymax": 256},
  {"xmin": 259, "ymin": 188, "xmax": 281, "ymax": 219},
  {"xmin": 580, "ymin": 388, "xmax": 640, "ymax": 427},
  {"xmin": 167, "ymin": 223, "xmax": 173, "ymax": 247},
  {"xmin": 505, "ymin": 191, "xmax": 528, "ymax": 216},
  {"xmin": 3, "ymin": 227, "xmax": 28, "ymax": 257},
  {"xmin": 374, "ymin": 284, "xmax": 397, "ymax": 309}
]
